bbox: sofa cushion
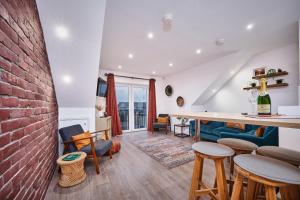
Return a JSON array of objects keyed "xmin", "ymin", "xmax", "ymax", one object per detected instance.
[
  {"xmin": 81, "ymin": 139, "xmax": 113, "ymax": 156},
  {"xmin": 213, "ymin": 127, "xmax": 241, "ymax": 137},
  {"xmin": 226, "ymin": 122, "xmax": 245, "ymax": 130},
  {"xmin": 200, "ymin": 124, "xmax": 215, "ymax": 134}
]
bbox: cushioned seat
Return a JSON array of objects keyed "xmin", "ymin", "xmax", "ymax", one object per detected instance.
[
  {"xmin": 81, "ymin": 139, "xmax": 113, "ymax": 157},
  {"xmin": 192, "ymin": 141, "xmax": 234, "ymax": 157},
  {"xmin": 154, "ymin": 122, "xmax": 169, "ymax": 128},
  {"xmin": 234, "ymin": 154, "xmax": 300, "ymax": 185},
  {"xmin": 257, "ymin": 146, "xmax": 300, "ymax": 166},
  {"xmin": 217, "ymin": 138, "xmax": 258, "ymax": 152}
]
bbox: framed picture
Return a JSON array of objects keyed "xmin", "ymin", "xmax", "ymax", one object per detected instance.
[{"xmin": 253, "ymin": 67, "xmax": 266, "ymax": 77}]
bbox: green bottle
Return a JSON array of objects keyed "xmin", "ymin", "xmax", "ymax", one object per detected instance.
[{"xmin": 257, "ymin": 78, "xmax": 271, "ymax": 115}]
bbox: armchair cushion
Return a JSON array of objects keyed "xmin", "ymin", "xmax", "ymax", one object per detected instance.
[
  {"xmin": 157, "ymin": 117, "xmax": 168, "ymax": 123},
  {"xmin": 153, "ymin": 122, "xmax": 168, "ymax": 128},
  {"xmin": 81, "ymin": 139, "xmax": 113, "ymax": 157},
  {"xmin": 59, "ymin": 124, "xmax": 85, "ymax": 152}
]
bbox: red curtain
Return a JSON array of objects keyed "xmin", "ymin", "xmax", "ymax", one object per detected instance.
[
  {"xmin": 147, "ymin": 79, "xmax": 157, "ymax": 132},
  {"xmin": 106, "ymin": 73, "xmax": 122, "ymax": 136}
]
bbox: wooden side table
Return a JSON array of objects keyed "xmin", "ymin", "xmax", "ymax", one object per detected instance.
[
  {"xmin": 174, "ymin": 124, "xmax": 190, "ymax": 138},
  {"xmin": 57, "ymin": 152, "xmax": 87, "ymax": 187}
]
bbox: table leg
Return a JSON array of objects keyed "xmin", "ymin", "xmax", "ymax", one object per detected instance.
[{"xmin": 195, "ymin": 119, "xmax": 201, "ymax": 141}]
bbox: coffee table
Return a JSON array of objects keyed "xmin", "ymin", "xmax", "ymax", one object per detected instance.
[
  {"xmin": 57, "ymin": 152, "xmax": 87, "ymax": 187},
  {"xmin": 174, "ymin": 124, "xmax": 190, "ymax": 138}
]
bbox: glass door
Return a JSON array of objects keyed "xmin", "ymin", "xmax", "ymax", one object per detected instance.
[
  {"xmin": 116, "ymin": 84, "xmax": 148, "ymax": 132},
  {"xmin": 133, "ymin": 86, "xmax": 148, "ymax": 130},
  {"xmin": 116, "ymin": 85, "xmax": 130, "ymax": 131}
]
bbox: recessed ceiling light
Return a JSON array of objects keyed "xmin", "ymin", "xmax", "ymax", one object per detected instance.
[
  {"xmin": 230, "ymin": 70, "xmax": 235, "ymax": 75},
  {"xmin": 212, "ymin": 89, "xmax": 216, "ymax": 93},
  {"xmin": 152, "ymin": 71, "xmax": 156, "ymax": 74},
  {"xmin": 55, "ymin": 25, "xmax": 69, "ymax": 39},
  {"xmin": 147, "ymin": 32, "xmax": 154, "ymax": 39},
  {"xmin": 128, "ymin": 53, "xmax": 134, "ymax": 59},
  {"xmin": 169, "ymin": 62, "xmax": 173, "ymax": 67},
  {"xmin": 246, "ymin": 23, "xmax": 254, "ymax": 31},
  {"xmin": 62, "ymin": 75, "xmax": 72, "ymax": 84},
  {"xmin": 118, "ymin": 65, "xmax": 122, "ymax": 69},
  {"xmin": 196, "ymin": 49, "xmax": 202, "ymax": 54}
]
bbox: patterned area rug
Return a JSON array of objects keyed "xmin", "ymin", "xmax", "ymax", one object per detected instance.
[{"xmin": 132, "ymin": 136, "xmax": 194, "ymax": 169}]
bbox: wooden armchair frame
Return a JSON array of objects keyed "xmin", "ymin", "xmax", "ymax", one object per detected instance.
[{"xmin": 62, "ymin": 129, "xmax": 112, "ymax": 174}]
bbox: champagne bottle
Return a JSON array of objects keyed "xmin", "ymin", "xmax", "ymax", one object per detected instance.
[{"xmin": 257, "ymin": 78, "xmax": 271, "ymax": 115}]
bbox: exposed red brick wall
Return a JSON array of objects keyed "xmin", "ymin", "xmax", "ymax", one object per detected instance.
[{"xmin": 0, "ymin": 0, "xmax": 58, "ymax": 199}]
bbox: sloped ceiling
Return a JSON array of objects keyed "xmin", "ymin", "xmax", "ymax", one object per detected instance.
[
  {"xmin": 36, "ymin": 0, "xmax": 106, "ymax": 107},
  {"xmin": 101, "ymin": 0, "xmax": 300, "ymax": 77}
]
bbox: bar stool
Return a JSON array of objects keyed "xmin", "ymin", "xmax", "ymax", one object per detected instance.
[
  {"xmin": 257, "ymin": 146, "xmax": 300, "ymax": 198},
  {"xmin": 217, "ymin": 138, "xmax": 258, "ymax": 194},
  {"xmin": 231, "ymin": 154, "xmax": 300, "ymax": 200},
  {"xmin": 257, "ymin": 146, "xmax": 300, "ymax": 167},
  {"xmin": 189, "ymin": 142, "xmax": 234, "ymax": 200}
]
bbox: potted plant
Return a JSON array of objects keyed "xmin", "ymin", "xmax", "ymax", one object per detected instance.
[{"xmin": 176, "ymin": 116, "xmax": 188, "ymax": 125}]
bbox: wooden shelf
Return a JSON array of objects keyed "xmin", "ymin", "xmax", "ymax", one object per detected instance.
[
  {"xmin": 243, "ymin": 83, "xmax": 289, "ymax": 90},
  {"xmin": 252, "ymin": 71, "xmax": 288, "ymax": 80}
]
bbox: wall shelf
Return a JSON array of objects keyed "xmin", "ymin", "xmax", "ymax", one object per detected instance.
[
  {"xmin": 252, "ymin": 71, "xmax": 288, "ymax": 80},
  {"xmin": 243, "ymin": 83, "xmax": 289, "ymax": 90}
]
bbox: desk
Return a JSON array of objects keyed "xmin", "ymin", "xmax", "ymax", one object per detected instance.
[{"xmin": 171, "ymin": 112, "xmax": 300, "ymax": 140}]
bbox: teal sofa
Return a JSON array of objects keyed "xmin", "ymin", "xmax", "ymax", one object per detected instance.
[{"xmin": 189, "ymin": 120, "xmax": 278, "ymax": 146}]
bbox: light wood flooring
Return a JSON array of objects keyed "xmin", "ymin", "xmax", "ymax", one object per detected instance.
[{"xmin": 45, "ymin": 131, "xmax": 229, "ymax": 200}]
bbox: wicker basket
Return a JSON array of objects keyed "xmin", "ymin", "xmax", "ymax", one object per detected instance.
[{"xmin": 57, "ymin": 152, "xmax": 87, "ymax": 187}]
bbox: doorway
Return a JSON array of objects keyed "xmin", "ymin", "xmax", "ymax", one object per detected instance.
[{"xmin": 116, "ymin": 84, "xmax": 148, "ymax": 132}]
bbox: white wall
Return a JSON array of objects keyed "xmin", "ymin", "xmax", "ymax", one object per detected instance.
[
  {"xmin": 205, "ymin": 43, "xmax": 299, "ymax": 114},
  {"xmin": 162, "ymin": 51, "xmax": 253, "ymax": 114}
]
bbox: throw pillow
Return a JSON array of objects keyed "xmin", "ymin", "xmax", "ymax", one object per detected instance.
[
  {"xmin": 255, "ymin": 126, "xmax": 265, "ymax": 137},
  {"xmin": 158, "ymin": 117, "xmax": 168, "ymax": 123},
  {"xmin": 201, "ymin": 120, "xmax": 210, "ymax": 125},
  {"xmin": 72, "ymin": 131, "xmax": 91, "ymax": 150},
  {"xmin": 226, "ymin": 122, "xmax": 245, "ymax": 130}
]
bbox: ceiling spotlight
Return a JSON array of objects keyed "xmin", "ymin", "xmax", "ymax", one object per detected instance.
[
  {"xmin": 55, "ymin": 25, "xmax": 69, "ymax": 39},
  {"xmin": 230, "ymin": 70, "xmax": 235, "ymax": 75},
  {"xmin": 246, "ymin": 23, "xmax": 254, "ymax": 31},
  {"xmin": 169, "ymin": 62, "xmax": 173, "ymax": 67},
  {"xmin": 62, "ymin": 75, "xmax": 72, "ymax": 84},
  {"xmin": 212, "ymin": 89, "xmax": 216, "ymax": 93},
  {"xmin": 196, "ymin": 49, "xmax": 202, "ymax": 54},
  {"xmin": 118, "ymin": 65, "xmax": 122, "ymax": 69},
  {"xmin": 128, "ymin": 53, "xmax": 134, "ymax": 59},
  {"xmin": 152, "ymin": 71, "xmax": 156, "ymax": 74},
  {"xmin": 147, "ymin": 32, "xmax": 154, "ymax": 39}
]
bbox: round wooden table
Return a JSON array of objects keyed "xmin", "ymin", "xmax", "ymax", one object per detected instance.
[{"xmin": 57, "ymin": 152, "xmax": 87, "ymax": 187}]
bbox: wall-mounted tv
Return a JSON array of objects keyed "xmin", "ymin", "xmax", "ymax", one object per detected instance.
[{"xmin": 96, "ymin": 78, "xmax": 107, "ymax": 97}]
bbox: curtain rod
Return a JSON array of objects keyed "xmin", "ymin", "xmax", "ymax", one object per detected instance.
[{"xmin": 104, "ymin": 73, "xmax": 154, "ymax": 81}]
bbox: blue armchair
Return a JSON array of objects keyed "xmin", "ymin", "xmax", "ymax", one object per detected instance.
[{"xmin": 59, "ymin": 124, "xmax": 113, "ymax": 174}]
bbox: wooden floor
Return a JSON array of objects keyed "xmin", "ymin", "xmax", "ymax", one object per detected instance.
[{"xmin": 45, "ymin": 131, "xmax": 229, "ymax": 200}]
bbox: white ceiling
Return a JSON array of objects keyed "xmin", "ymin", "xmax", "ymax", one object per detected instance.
[
  {"xmin": 37, "ymin": 0, "xmax": 107, "ymax": 107},
  {"xmin": 100, "ymin": 0, "xmax": 300, "ymax": 77}
]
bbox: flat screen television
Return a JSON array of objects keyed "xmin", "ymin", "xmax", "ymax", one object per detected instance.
[{"xmin": 96, "ymin": 78, "xmax": 107, "ymax": 97}]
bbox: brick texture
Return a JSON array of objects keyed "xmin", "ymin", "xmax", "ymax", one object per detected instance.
[{"xmin": 0, "ymin": 1, "xmax": 58, "ymax": 200}]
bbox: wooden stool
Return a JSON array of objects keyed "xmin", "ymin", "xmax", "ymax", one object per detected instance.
[
  {"xmin": 217, "ymin": 138, "xmax": 258, "ymax": 195},
  {"xmin": 257, "ymin": 146, "xmax": 300, "ymax": 167},
  {"xmin": 189, "ymin": 142, "xmax": 234, "ymax": 200},
  {"xmin": 57, "ymin": 152, "xmax": 87, "ymax": 187},
  {"xmin": 232, "ymin": 154, "xmax": 300, "ymax": 200},
  {"xmin": 257, "ymin": 146, "xmax": 300, "ymax": 198}
]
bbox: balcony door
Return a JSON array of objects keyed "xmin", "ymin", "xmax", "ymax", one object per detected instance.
[{"xmin": 116, "ymin": 84, "xmax": 148, "ymax": 132}]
